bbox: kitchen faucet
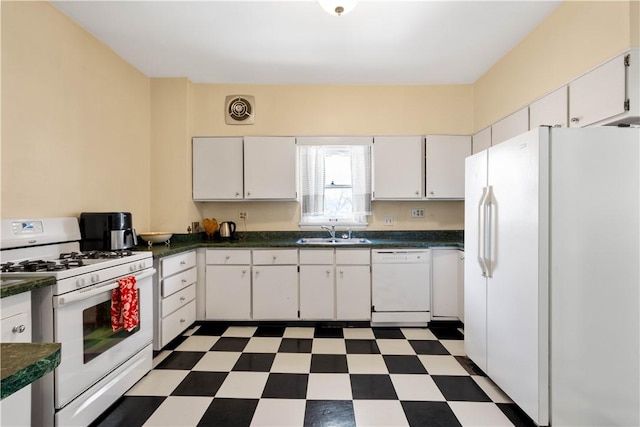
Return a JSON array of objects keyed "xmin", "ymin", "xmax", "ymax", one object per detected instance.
[{"xmin": 321, "ymin": 225, "xmax": 336, "ymax": 239}]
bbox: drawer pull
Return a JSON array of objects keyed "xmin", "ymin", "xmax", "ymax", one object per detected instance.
[
  {"xmin": 182, "ymin": 279, "xmax": 187, "ymax": 283},
  {"xmin": 180, "ymin": 318, "xmax": 186, "ymax": 323},
  {"xmin": 180, "ymin": 260, "xmax": 186, "ymax": 265},
  {"xmin": 180, "ymin": 297, "xmax": 186, "ymax": 302},
  {"xmin": 12, "ymin": 325, "xmax": 26, "ymax": 334}
]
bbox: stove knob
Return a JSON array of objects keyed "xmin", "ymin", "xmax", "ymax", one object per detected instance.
[
  {"xmin": 76, "ymin": 277, "xmax": 85, "ymax": 288},
  {"xmin": 129, "ymin": 264, "xmax": 136, "ymax": 272},
  {"xmin": 91, "ymin": 274, "xmax": 100, "ymax": 283},
  {"xmin": 139, "ymin": 262, "xmax": 145, "ymax": 269}
]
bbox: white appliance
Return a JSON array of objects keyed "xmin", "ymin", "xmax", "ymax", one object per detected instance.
[
  {"xmin": 465, "ymin": 127, "xmax": 639, "ymax": 426},
  {"xmin": 0, "ymin": 218, "xmax": 155, "ymax": 426},
  {"xmin": 371, "ymin": 249, "xmax": 430, "ymax": 326}
]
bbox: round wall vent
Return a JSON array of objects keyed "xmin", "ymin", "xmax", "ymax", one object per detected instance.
[{"xmin": 225, "ymin": 95, "xmax": 255, "ymax": 125}]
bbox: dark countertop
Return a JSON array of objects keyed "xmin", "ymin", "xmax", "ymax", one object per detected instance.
[
  {"xmin": 1, "ymin": 342, "xmax": 61, "ymax": 399},
  {"xmin": 138, "ymin": 230, "xmax": 464, "ymax": 259},
  {"xmin": 0, "ymin": 276, "xmax": 56, "ymax": 299}
]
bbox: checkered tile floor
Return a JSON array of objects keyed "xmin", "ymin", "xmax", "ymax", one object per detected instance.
[{"xmin": 91, "ymin": 323, "xmax": 535, "ymax": 427}]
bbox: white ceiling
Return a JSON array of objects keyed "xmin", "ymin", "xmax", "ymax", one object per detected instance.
[{"xmin": 51, "ymin": 0, "xmax": 561, "ymax": 85}]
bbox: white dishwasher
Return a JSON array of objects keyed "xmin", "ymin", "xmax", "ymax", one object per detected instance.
[{"xmin": 371, "ymin": 249, "xmax": 431, "ymax": 327}]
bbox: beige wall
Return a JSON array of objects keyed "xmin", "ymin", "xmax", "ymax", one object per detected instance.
[
  {"xmin": 474, "ymin": 1, "xmax": 635, "ymax": 131},
  {"xmin": 1, "ymin": 2, "xmax": 151, "ymax": 230}
]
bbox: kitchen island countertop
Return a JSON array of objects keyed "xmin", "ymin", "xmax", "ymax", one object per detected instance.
[
  {"xmin": 1, "ymin": 276, "xmax": 56, "ymax": 299},
  {"xmin": 1, "ymin": 342, "xmax": 61, "ymax": 400}
]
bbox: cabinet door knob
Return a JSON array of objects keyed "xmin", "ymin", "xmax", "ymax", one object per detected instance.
[
  {"xmin": 235, "ymin": 192, "xmax": 240, "ymax": 197},
  {"xmin": 415, "ymin": 191, "xmax": 419, "ymax": 195},
  {"xmin": 429, "ymin": 191, "xmax": 434, "ymax": 195},
  {"xmin": 570, "ymin": 117, "xmax": 580, "ymax": 123},
  {"xmin": 12, "ymin": 325, "xmax": 26, "ymax": 333},
  {"xmin": 326, "ymin": 270, "xmax": 331, "ymax": 276}
]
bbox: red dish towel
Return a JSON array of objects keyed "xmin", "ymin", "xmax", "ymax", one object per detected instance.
[{"xmin": 111, "ymin": 276, "xmax": 139, "ymax": 332}]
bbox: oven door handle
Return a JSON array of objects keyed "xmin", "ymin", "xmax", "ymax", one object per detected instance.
[{"xmin": 54, "ymin": 269, "xmax": 156, "ymax": 308}]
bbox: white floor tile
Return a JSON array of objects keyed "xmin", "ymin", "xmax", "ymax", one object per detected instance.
[
  {"xmin": 152, "ymin": 351, "xmax": 172, "ymax": 368},
  {"xmin": 343, "ymin": 328, "xmax": 375, "ymax": 340},
  {"xmin": 418, "ymin": 355, "xmax": 468, "ymax": 375},
  {"xmin": 353, "ymin": 400, "xmax": 409, "ymax": 427},
  {"xmin": 440, "ymin": 339, "xmax": 466, "ymax": 356},
  {"xmin": 250, "ymin": 399, "xmax": 306, "ymax": 427},
  {"xmin": 472, "ymin": 376, "xmax": 514, "ymax": 404},
  {"xmin": 244, "ymin": 337, "xmax": 282, "ymax": 353},
  {"xmin": 192, "ymin": 351, "xmax": 241, "ymax": 372},
  {"xmin": 222, "ymin": 326, "xmax": 257, "ymax": 337},
  {"xmin": 311, "ymin": 338, "xmax": 346, "ymax": 354},
  {"xmin": 215, "ymin": 371, "xmax": 269, "ymax": 398},
  {"xmin": 306, "ymin": 373, "xmax": 353, "ymax": 400},
  {"xmin": 448, "ymin": 401, "xmax": 513, "ymax": 426},
  {"xmin": 283, "ymin": 327, "xmax": 315, "ymax": 338},
  {"xmin": 376, "ymin": 339, "xmax": 416, "ymax": 355},
  {"xmin": 270, "ymin": 353, "xmax": 312, "ymax": 373},
  {"xmin": 401, "ymin": 328, "xmax": 437, "ymax": 340},
  {"xmin": 346, "ymin": 354, "xmax": 388, "ymax": 374},
  {"xmin": 142, "ymin": 396, "xmax": 212, "ymax": 427},
  {"xmin": 125, "ymin": 369, "xmax": 189, "ymax": 396},
  {"xmin": 390, "ymin": 374, "xmax": 446, "ymax": 401},
  {"xmin": 174, "ymin": 335, "xmax": 219, "ymax": 352}
]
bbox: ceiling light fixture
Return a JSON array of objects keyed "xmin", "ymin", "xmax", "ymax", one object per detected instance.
[{"xmin": 317, "ymin": 0, "xmax": 359, "ymax": 16}]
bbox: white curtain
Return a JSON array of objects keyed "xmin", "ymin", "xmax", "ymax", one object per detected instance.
[
  {"xmin": 300, "ymin": 146, "xmax": 325, "ymax": 218},
  {"xmin": 350, "ymin": 145, "xmax": 372, "ymax": 217}
]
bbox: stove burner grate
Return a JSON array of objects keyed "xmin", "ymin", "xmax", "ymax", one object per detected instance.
[{"xmin": 59, "ymin": 250, "xmax": 133, "ymax": 260}]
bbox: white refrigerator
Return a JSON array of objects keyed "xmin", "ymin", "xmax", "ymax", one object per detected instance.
[{"xmin": 464, "ymin": 126, "xmax": 639, "ymax": 426}]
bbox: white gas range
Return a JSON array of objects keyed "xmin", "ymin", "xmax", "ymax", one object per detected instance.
[{"xmin": 0, "ymin": 218, "xmax": 155, "ymax": 426}]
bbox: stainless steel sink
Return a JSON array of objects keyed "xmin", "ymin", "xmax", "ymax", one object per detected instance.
[{"xmin": 296, "ymin": 237, "xmax": 372, "ymax": 245}]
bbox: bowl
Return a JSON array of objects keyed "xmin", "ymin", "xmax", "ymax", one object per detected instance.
[{"xmin": 138, "ymin": 232, "xmax": 173, "ymax": 245}]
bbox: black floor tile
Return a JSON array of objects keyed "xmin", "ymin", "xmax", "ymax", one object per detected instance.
[
  {"xmin": 162, "ymin": 334, "xmax": 189, "ymax": 350},
  {"xmin": 383, "ymin": 355, "xmax": 428, "ymax": 374},
  {"xmin": 171, "ymin": 371, "xmax": 228, "ymax": 396},
  {"xmin": 314, "ymin": 326, "xmax": 344, "ymax": 338},
  {"xmin": 232, "ymin": 353, "xmax": 275, "ymax": 372},
  {"xmin": 197, "ymin": 398, "xmax": 258, "ymax": 427},
  {"xmin": 278, "ymin": 338, "xmax": 313, "ymax": 353},
  {"xmin": 430, "ymin": 327, "xmax": 464, "ymax": 340},
  {"xmin": 261, "ymin": 373, "xmax": 309, "ymax": 398},
  {"xmin": 401, "ymin": 401, "xmax": 462, "ymax": 427},
  {"xmin": 304, "ymin": 400, "xmax": 356, "ymax": 427},
  {"xmin": 432, "ymin": 375, "xmax": 492, "ymax": 402},
  {"xmin": 254, "ymin": 325, "xmax": 286, "ymax": 337},
  {"xmin": 345, "ymin": 339, "xmax": 380, "ymax": 354},
  {"xmin": 192, "ymin": 323, "xmax": 229, "ymax": 336},
  {"xmin": 372, "ymin": 327, "xmax": 405, "ymax": 339},
  {"xmin": 210, "ymin": 337, "xmax": 250, "ymax": 352},
  {"xmin": 350, "ymin": 374, "xmax": 398, "ymax": 399},
  {"xmin": 310, "ymin": 354, "xmax": 349, "ymax": 373},
  {"xmin": 409, "ymin": 340, "xmax": 450, "ymax": 355},
  {"xmin": 497, "ymin": 403, "xmax": 538, "ymax": 427},
  {"xmin": 454, "ymin": 355, "xmax": 486, "ymax": 376},
  {"xmin": 154, "ymin": 351, "xmax": 205, "ymax": 370},
  {"xmin": 90, "ymin": 396, "xmax": 165, "ymax": 427}
]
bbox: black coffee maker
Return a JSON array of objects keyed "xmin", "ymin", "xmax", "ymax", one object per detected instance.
[{"xmin": 80, "ymin": 212, "xmax": 138, "ymax": 251}]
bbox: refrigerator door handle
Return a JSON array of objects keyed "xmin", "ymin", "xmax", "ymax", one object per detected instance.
[
  {"xmin": 478, "ymin": 186, "xmax": 489, "ymax": 277},
  {"xmin": 484, "ymin": 185, "xmax": 494, "ymax": 278}
]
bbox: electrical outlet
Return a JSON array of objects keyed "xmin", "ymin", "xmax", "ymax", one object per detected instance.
[
  {"xmin": 239, "ymin": 212, "xmax": 247, "ymax": 219},
  {"xmin": 411, "ymin": 208, "xmax": 425, "ymax": 218},
  {"xmin": 383, "ymin": 215, "xmax": 394, "ymax": 226}
]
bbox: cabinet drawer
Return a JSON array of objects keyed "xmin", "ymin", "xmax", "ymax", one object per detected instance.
[
  {"xmin": 161, "ymin": 251, "xmax": 196, "ymax": 277},
  {"xmin": 253, "ymin": 249, "xmax": 298, "ymax": 265},
  {"xmin": 162, "ymin": 266, "xmax": 197, "ymax": 297},
  {"xmin": 162, "ymin": 284, "xmax": 196, "ymax": 318},
  {"xmin": 161, "ymin": 300, "xmax": 196, "ymax": 347},
  {"xmin": 206, "ymin": 249, "xmax": 251, "ymax": 265},
  {"xmin": 300, "ymin": 249, "xmax": 334, "ymax": 264},
  {"xmin": 1, "ymin": 311, "xmax": 30, "ymax": 343},
  {"xmin": 336, "ymin": 249, "xmax": 370, "ymax": 265}
]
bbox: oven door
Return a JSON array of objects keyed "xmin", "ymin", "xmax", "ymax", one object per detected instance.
[{"xmin": 53, "ymin": 268, "xmax": 155, "ymax": 408}]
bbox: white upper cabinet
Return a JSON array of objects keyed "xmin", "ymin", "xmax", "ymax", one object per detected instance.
[
  {"xmin": 425, "ymin": 135, "xmax": 471, "ymax": 199},
  {"xmin": 472, "ymin": 127, "xmax": 491, "ymax": 154},
  {"xmin": 372, "ymin": 135, "xmax": 423, "ymax": 200},
  {"xmin": 244, "ymin": 136, "xmax": 297, "ymax": 200},
  {"xmin": 491, "ymin": 107, "xmax": 529, "ymax": 146},
  {"xmin": 193, "ymin": 137, "xmax": 244, "ymax": 200},
  {"xmin": 569, "ymin": 51, "xmax": 629, "ymax": 127},
  {"xmin": 530, "ymin": 86, "xmax": 568, "ymax": 129}
]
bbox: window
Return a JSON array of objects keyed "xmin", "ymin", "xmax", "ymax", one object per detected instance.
[{"xmin": 299, "ymin": 144, "xmax": 372, "ymax": 226}]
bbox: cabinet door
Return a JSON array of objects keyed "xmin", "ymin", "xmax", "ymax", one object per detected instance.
[
  {"xmin": 253, "ymin": 266, "xmax": 298, "ymax": 319},
  {"xmin": 206, "ymin": 265, "xmax": 251, "ymax": 320},
  {"xmin": 192, "ymin": 137, "xmax": 244, "ymax": 200},
  {"xmin": 336, "ymin": 265, "xmax": 371, "ymax": 320},
  {"xmin": 373, "ymin": 136, "xmax": 423, "ymax": 199},
  {"xmin": 431, "ymin": 249, "xmax": 459, "ymax": 319},
  {"xmin": 569, "ymin": 53, "xmax": 626, "ymax": 127},
  {"xmin": 530, "ymin": 86, "xmax": 568, "ymax": 129},
  {"xmin": 472, "ymin": 127, "xmax": 491, "ymax": 154},
  {"xmin": 300, "ymin": 265, "xmax": 334, "ymax": 320},
  {"xmin": 244, "ymin": 136, "xmax": 297, "ymax": 199},
  {"xmin": 425, "ymin": 135, "xmax": 471, "ymax": 199},
  {"xmin": 491, "ymin": 107, "xmax": 529, "ymax": 146}
]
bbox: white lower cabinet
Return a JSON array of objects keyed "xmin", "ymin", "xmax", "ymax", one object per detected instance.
[
  {"xmin": 252, "ymin": 249, "xmax": 299, "ymax": 320},
  {"xmin": 431, "ymin": 248, "xmax": 461, "ymax": 320},
  {"xmin": 300, "ymin": 249, "xmax": 335, "ymax": 320},
  {"xmin": 205, "ymin": 250, "xmax": 252, "ymax": 320},
  {"xmin": 336, "ymin": 249, "xmax": 371, "ymax": 320},
  {"xmin": 153, "ymin": 251, "xmax": 197, "ymax": 350}
]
